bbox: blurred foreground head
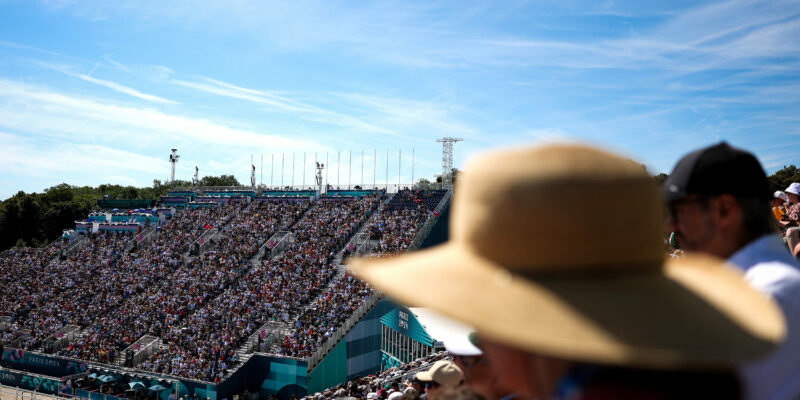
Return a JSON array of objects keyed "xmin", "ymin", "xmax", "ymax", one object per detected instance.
[{"xmin": 354, "ymin": 144, "xmax": 784, "ymax": 399}]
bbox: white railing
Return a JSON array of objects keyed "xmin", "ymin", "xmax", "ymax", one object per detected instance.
[
  {"xmin": 242, "ymin": 322, "xmax": 289, "ymax": 354},
  {"xmin": 132, "ymin": 227, "xmax": 157, "ymax": 251},
  {"xmin": 41, "ymin": 325, "xmax": 81, "ymax": 354},
  {"xmin": 186, "ymin": 229, "xmax": 218, "ymax": 257},
  {"xmin": 61, "ymin": 235, "xmax": 88, "ymax": 258},
  {"xmin": 0, "ymin": 382, "xmax": 71, "ymax": 400},
  {"xmin": 116, "ymin": 335, "xmax": 160, "ymax": 367},
  {"xmin": 263, "ymin": 231, "xmax": 294, "ymax": 258},
  {"xmin": 123, "ymin": 227, "xmax": 154, "ymax": 253}
]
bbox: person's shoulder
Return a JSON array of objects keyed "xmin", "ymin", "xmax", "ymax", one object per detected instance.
[{"xmin": 745, "ymin": 259, "xmax": 800, "ymax": 310}]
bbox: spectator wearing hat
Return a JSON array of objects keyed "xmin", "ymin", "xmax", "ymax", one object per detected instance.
[
  {"xmin": 354, "ymin": 144, "xmax": 784, "ymax": 400},
  {"xmin": 773, "ymin": 191, "xmax": 789, "ymax": 224},
  {"xmin": 782, "ymin": 183, "xmax": 800, "ymax": 254},
  {"xmin": 785, "ymin": 183, "xmax": 800, "ymax": 224},
  {"xmin": 664, "ymin": 142, "xmax": 800, "ymax": 400},
  {"xmin": 436, "ymin": 314, "xmax": 514, "ymax": 400},
  {"xmin": 415, "ymin": 360, "xmax": 463, "ymax": 398}
]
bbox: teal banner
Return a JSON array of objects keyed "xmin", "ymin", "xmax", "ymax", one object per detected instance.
[
  {"xmin": 380, "ymin": 307, "xmax": 434, "ymax": 346},
  {"xmin": 0, "ymin": 369, "xmax": 62, "ymax": 395},
  {"xmin": 2, "ymin": 348, "xmax": 88, "ymax": 377}
]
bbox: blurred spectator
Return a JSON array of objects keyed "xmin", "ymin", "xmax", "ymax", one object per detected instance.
[
  {"xmin": 415, "ymin": 361, "xmax": 462, "ymax": 398},
  {"xmin": 665, "ymin": 142, "xmax": 800, "ymax": 400},
  {"xmin": 355, "ymin": 144, "xmax": 784, "ymax": 400}
]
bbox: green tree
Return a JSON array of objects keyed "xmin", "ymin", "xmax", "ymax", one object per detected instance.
[
  {"xmin": 769, "ymin": 165, "xmax": 800, "ymax": 193},
  {"xmin": 414, "ymin": 178, "xmax": 434, "ymax": 190},
  {"xmin": 653, "ymin": 173, "xmax": 668, "ymax": 185},
  {"xmin": 199, "ymin": 175, "xmax": 241, "ymax": 186}
]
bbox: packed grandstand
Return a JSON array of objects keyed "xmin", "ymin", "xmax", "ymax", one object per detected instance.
[{"xmin": 0, "ymin": 188, "xmax": 449, "ymax": 396}]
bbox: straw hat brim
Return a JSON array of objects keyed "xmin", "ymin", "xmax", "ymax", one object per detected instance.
[{"xmin": 352, "ymin": 243, "xmax": 784, "ymax": 369}]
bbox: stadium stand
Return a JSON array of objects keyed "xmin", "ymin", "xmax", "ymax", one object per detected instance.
[
  {"xmin": 139, "ymin": 194, "xmax": 380, "ymax": 381},
  {"xmin": 1, "ymin": 188, "xmax": 450, "ymax": 396}
]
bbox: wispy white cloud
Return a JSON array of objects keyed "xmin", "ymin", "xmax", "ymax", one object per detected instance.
[
  {"xmin": 72, "ymin": 73, "xmax": 178, "ymax": 104},
  {"xmin": 173, "ymin": 76, "xmax": 403, "ymax": 136},
  {"xmin": 0, "ymin": 130, "xmax": 166, "ymax": 196},
  {"xmin": 40, "ymin": 63, "xmax": 179, "ymax": 104},
  {"xmin": 330, "ymin": 92, "xmax": 478, "ymax": 139},
  {"xmin": 0, "ymin": 79, "xmax": 328, "ymax": 153}
]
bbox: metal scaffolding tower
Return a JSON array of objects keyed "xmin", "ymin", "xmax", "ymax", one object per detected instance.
[{"xmin": 436, "ymin": 137, "xmax": 463, "ymax": 187}]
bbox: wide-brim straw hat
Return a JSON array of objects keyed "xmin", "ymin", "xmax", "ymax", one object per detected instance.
[{"xmin": 353, "ymin": 144, "xmax": 784, "ymax": 369}]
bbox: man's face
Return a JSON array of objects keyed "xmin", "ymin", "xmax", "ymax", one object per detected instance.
[
  {"xmin": 667, "ymin": 195, "xmax": 719, "ymax": 255},
  {"xmin": 424, "ymin": 381, "xmax": 441, "ymax": 396},
  {"xmin": 789, "ymin": 193, "xmax": 799, "ymax": 204},
  {"xmin": 480, "ymin": 339, "xmax": 572, "ymax": 400},
  {"xmin": 453, "ymin": 354, "xmax": 510, "ymax": 400}
]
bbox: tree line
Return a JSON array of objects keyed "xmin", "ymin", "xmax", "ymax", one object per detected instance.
[{"xmin": 0, "ymin": 175, "xmax": 240, "ymax": 252}]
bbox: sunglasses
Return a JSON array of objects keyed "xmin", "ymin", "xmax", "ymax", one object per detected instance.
[{"xmin": 668, "ymin": 195, "xmax": 713, "ymax": 223}]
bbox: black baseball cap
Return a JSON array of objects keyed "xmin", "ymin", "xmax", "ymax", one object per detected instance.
[{"xmin": 663, "ymin": 142, "xmax": 771, "ymax": 203}]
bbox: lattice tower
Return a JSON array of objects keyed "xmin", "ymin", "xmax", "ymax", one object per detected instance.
[{"xmin": 436, "ymin": 137, "xmax": 463, "ymax": 187}]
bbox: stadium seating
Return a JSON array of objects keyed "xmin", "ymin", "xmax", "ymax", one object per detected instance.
[{"xmin": 1, "ymin": 189, "xmax": 448, "ymax": 385}]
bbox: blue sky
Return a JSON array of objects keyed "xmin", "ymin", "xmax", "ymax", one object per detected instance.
[{"xmin": 1, "ymin": 0, "xmax": 799, "ymax": 199}]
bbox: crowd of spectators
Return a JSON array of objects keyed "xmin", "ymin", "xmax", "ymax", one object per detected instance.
[
  {"xmin": 366, "ymin": 209, "xmax": 428, "ymax": 257},
  {"xmin": 273, "ymin": 190, "xmax": 446, "ymax": 358},
  {"xmin": 302, "ymin": 352, "xmax": 450, "ymax": 400},
  {"xmin": 57, "ymin": 200, "xmax": 300, "ymax": 366},
  {"xmin": 1, "ymin": 231, "xmax": 133, "ymax": 350},
  {"xmin": 137, "ymin": 200, "xmax": 310, "ymax": 381},
  {"xmin": 1, "ymin": 189, "xmax": 450, "ymax": 386},
  {"xmin": 55, "ymin": 202, "xmax": 245, "ymax": 363},
  {"xmin": 139, "ymin": 195, "xmax": 379, "ymax": 381},
  {"xmin": 272, "ymin": 272, "xmax": 371, "ymax": 358},
  {"xmin": 383, "ymin": 190, "xmax": 447, "ymax": 212}
]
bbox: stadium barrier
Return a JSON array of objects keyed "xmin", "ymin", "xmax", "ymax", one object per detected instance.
[
  {"xmin": 187, "ymin": 229, "xmax": 219, "ymax": 257},
  {"xmin": 0, "ymin": 383, "xmax": 70, "ymax": 400},
  {"xmin": 0, "ymin": 367, "xmax": 64, "ymax": 396},
  {"xmin": 405, "ymin": 188, "xmax": 452, "ymax": 251},
  {"xmin": 61, "ymin": 235, "xmax": 88, "ymax": 258},
  {"xmin": 306, "ymin": 289, "xmax": 380, "ymax": 372},
  {"xmin": 117, "ymin": 336, "xmax": 160, "ymax": 368},
  {"xmin": 137, "ymin": 227, "xmax": 158, "ymax": 247},
  {"xmin": 41, "ymin": 326, "xmax": 81, "ymax": 355},
  {"xmin": 243, "ymin": 322, "xmax": 290, "ymax": 355}
]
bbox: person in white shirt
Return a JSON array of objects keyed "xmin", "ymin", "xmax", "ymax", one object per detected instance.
[{"xmin": 664, "ymin": 142, "xmax": 800, "ymax": 400}]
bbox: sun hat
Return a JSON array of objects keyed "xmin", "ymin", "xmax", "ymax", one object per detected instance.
[
  {"xmin": 785, "ymin": 183, "xmax": 800, "ymax": 196},
  {"xmin": 418, "ymin": 308, "xmax": 482, "ymax": 356},
  {"xmin": 353, "ymin": 144, "xmax": 784, "ymax": 368},
  {"xmin": 663, "ymin": 142, "xmax": 771, "ymax": 202},
  {"xmin": 415, "ymin": 360, "xmax": 463, "ymax": 387},
  {"xmin": 387, "ymin": 392, "xmax": 404, "ymax": 400},
  {"xmin": 775, "ymin": 191, "xmax": 789, "ymax": 202}
]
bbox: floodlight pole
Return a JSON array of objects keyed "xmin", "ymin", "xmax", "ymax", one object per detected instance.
[{"xmin": 169, "ymin": 149, "xmax": 180, "ymax": 184}]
